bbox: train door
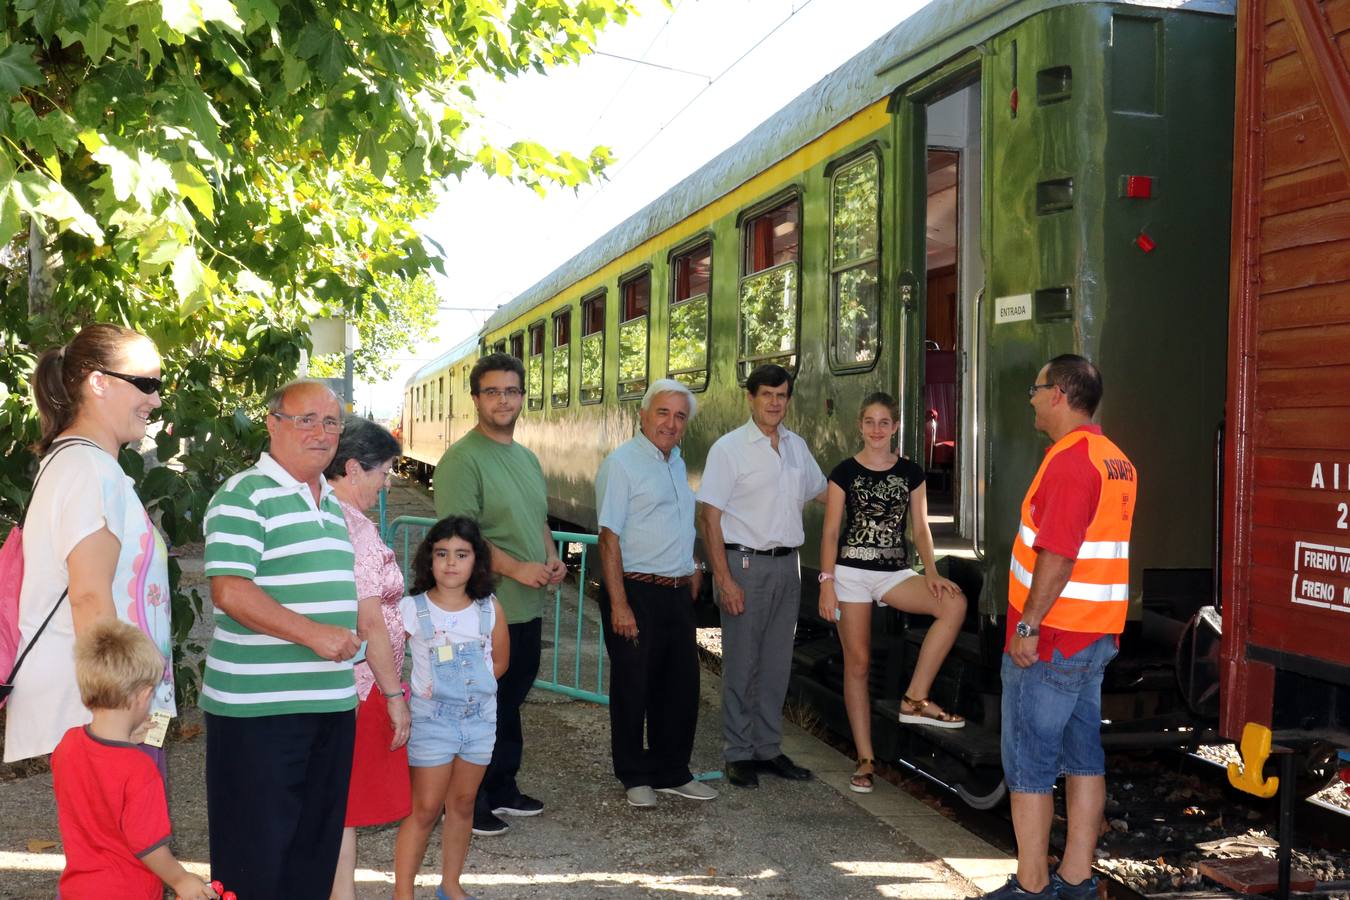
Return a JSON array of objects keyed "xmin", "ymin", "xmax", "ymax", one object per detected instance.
[{"xmin": 915, "ymin": 80, "xmax": 983, "ymax": 558}]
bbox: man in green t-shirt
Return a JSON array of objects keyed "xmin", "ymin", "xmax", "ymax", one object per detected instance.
[{"xmin": 433, "ymin": 352, "xmax": 565, "ymax": 837}]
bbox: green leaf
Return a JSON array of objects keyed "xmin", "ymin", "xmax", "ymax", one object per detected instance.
[
  {"xmin": 16, "ymin": 0, "xmax": 87, "ymax": 43},
  {"xmin": 171, "ymin": 161, "xmax": 214, "ymax": 220},
  {"xmin": 0, "ymin": 182, "xmax": 23, "ymax": 248},
  {"xmin": 198, "ymin": 0, "xmax": 244, "ymax": 34},
  {"xmin": 170, "ymin": 77, "xmax": 228, "ymax": 167},
  {"xmin": 281, "ymin": 52, "xmax": 309, "ymax": 93},
  {"xmin": 0, "ymin": 44, "xmax": 42, "ymax": 97},
  {"xmin": 296, "ymin": 20, "xmax": 351, "ymax": 85},
  {"xmin": 14, "ymin": 170, "xmax": 105, "ymax": 243}
]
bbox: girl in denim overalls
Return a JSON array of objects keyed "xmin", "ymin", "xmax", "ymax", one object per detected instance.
[{"xmin": 393, "ymin": 517, "xmax": 508, "ymax": 900}]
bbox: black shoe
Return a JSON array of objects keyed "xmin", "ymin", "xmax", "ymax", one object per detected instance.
[
  {"xmin": 471, "ymin": 809, "xmax": 510, "ymax": 836},
  {"xmin": 725, "ymin": 760, "xmax": 759, "ymax": 788},
  {"xmin": 758, "ymin": 753, "xmax": 811, "ymax": 780},
  {"xmin": 492, "ymin": 792, "xmax": 544, "ymax": 817}
]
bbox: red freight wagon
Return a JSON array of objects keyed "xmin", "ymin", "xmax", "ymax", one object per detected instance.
[{"xmin": 1222, "ymin": 0, "xmax": 1350, "ymax": 774}]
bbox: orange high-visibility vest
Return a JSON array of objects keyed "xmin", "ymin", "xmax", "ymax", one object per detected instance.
[{"xmin": 1007, "ymin": 430, "xmax": 1137, "ymax": 634}]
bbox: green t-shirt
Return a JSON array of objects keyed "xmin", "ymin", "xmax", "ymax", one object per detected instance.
[{"xmin": 433, "ymin": 429, "xmax": 549, "ymax": 623}]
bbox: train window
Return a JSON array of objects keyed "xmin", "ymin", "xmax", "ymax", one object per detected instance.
[
  {"xmin": 619, "ymin": 270, "xmax": 650, "ymax": 398},
  {"xmin": 527, "ymin": 322, "xmax": 545, "ymax": 411},
  {"xmin": 830, "ymin": 153, "xmax": 880, "ymax": 369},
  {"xmin": 552, "ymin": 308, "xmax": 571, "ymax": 408},
  {"xmin": 668, "ymin": 241, "xmax": 711, "ymax": 391},
  {"xmin": 493, "ymin": 339, "xmax": 507, "ymax": 356},
  {"xmin": 580, "ymin": 290, "xmax": 605, "ymax": 404},
  {"xmin": 463, "ymin": 365, "xmax": 470, "ymax": 393},
  {"xmin": 739, "ymin": 197, "xmax": 800, "ymax": 377},
  {"xmin": 509, "ymin": 332, "xmax": 523, "ymax": 361}
]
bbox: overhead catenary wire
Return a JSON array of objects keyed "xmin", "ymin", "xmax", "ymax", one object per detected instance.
[
  {"xmin": 581, "ymin": 0, "xmax": 820, "ymax": 207},
  {"xmin": 581, "ymin": 1, "xmax": 687, "ymax": 146}
]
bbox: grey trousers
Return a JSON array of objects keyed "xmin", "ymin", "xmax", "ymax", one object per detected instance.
[{"xmin": 718, "ymin": 549, "xmax": 800, "ymax": 762}]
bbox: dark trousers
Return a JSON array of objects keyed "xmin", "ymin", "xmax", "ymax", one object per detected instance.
[
  {"xmin": 599, "ymin": 578, "xmax": 700, "ymax": 789},
  {"xmin": 205, "ymin": 710, "xmax": 356, "ymax": 900},
  {"xmin": 476, "ymin": 616, "xmax": 542, "ymax": 812}
]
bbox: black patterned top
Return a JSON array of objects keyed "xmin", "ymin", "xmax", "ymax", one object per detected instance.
[{"xmin": 828, "ymin": 456, "xmax": 926, "ymax": 572}]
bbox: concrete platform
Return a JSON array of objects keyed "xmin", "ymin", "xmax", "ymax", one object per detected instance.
[
  {"xmin": 0, "ymin": 478, "xmax": 1015, "ymax": 897},
  {"xmin": 0, "ymin": 677, "xmax": 1013, "ymax": 899}
]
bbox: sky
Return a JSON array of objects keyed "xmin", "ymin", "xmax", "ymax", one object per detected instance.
[{"xmin": 357, "ymin": 0, "xmax": 931, "ymax": 419}]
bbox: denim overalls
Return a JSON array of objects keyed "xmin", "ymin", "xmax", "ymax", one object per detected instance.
[{"xmin": 406, "ymin": 594, "xmax": 498, "ymax": 768}]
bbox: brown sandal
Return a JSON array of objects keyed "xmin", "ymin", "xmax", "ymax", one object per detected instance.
[
  {"xmin": 850, "ymin": 758, "xmax": 875, "ymax": 793},
  {"xmin": 899, "ymin": 695, "xmax": 965, "ymax": 729}
]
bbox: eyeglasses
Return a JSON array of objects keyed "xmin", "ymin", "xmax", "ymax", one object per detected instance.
[
  {"xmin": 1027, "ymin": 383, "xmax": 1058, "ymax": 398},
  {"xmin": 477, "ymin": 387, "xmax": 524, "ymax": 399},
  {"xmin": 271, "ymin": 411, "xmax": 343, "ymax": 434},
  {"xmin": 99, "ymin": 370, "xmax": 163, "ymax": 395}
]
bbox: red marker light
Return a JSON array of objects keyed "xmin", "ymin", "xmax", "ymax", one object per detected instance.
[
  {"xmin": 1135, "ymin": 232, "xmax": 1156, "ymax": 253},
  {"xmin": 1125, "ymin": 175, "xmax": 1153, "ymax": 199}
]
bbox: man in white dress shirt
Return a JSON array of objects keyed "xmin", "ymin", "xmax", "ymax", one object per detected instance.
[{"xmin": 697, "ymin": 364, "xmax": 828, "ymax": 788}]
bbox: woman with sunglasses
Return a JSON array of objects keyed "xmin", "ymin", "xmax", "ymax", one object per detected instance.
[{"xmin": 3, "ymin": 324, "xmax": 176, "ymax": 770}]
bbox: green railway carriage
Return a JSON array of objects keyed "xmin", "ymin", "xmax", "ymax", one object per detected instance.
[
  {"xmin": 401, "ymin": 336, "xmax": 479, "ymax": 472},
  {"xmin": 406, "ymin": 0, "xmax": 1238, "ymax": 802}
]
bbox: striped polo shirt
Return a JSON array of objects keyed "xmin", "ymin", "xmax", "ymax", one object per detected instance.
[{"xmin": 200, "ymin": 452, "xmax": 358, "ymax": 717}]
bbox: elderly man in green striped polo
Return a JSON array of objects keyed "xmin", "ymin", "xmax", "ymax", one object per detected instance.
[{"xmin": 201, "ymin": 379, "xmax": 363, "ymax": 899}]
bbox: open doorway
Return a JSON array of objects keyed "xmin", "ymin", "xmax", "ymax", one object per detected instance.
[{"xmin": 922, "ymin": 83, "xmax": 982, "ymax": 556}]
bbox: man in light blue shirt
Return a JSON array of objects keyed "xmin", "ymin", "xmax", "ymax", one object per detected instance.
[{"xmin": 596, "ymin": 379, "xmax": 716, "ymax": 808}]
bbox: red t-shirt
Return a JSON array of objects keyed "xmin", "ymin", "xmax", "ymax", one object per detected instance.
[
  {"xmin": 52, "ymin": 726, "xmax": 171, "ymax": 900},
  {"xmin": 1006, "ymin": 425, "xmax": 1115, "ymax": 661}
]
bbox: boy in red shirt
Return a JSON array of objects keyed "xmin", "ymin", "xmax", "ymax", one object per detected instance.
[{"xmin": 51, "ymin": 620, "xmax": 215, "ymax": 900}]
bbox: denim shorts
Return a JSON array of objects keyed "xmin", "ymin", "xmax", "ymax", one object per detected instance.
[
  {"xmin": 1000, "ymin": 634, "xmax": 1118, "ymax": 794},
  {"xmin": 407, "ymin": 695, "xmax": 496, "ymax": 768}
]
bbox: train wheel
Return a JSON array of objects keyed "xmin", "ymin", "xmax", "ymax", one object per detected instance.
[
  {"xmin": 955, "ymin": 774, "xmax": 1008, "ymax": 810},
  {"xmin": 1296, "ymin": 741, "xmax": 1340, "ymax": 798}
]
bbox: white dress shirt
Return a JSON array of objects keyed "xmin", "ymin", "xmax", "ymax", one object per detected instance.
[{"xmin": 696, "ymin": 418, "xmax": 827, "ymax": 550}]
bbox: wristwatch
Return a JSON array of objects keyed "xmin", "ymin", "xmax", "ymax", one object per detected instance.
[{"xmin": 1015, "ymin": 620, "xmax": 1039, "ymax": 638}]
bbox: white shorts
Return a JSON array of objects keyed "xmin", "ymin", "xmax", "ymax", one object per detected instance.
[{"xmin": 834, "ymin": 564, "xmax": 920, "ymax": 605}]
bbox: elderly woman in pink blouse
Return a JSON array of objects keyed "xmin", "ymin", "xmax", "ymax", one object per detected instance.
[{"xmin": 326, "ymin": 417, "xmax": 411, "ymax": 900}]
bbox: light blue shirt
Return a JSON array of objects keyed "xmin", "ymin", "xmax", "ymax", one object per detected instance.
[{"xmin": 595, "ymin": 433, "xmax": 696, "ymax": 578}]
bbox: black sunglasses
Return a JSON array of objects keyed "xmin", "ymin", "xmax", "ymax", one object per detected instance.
[{"xmin": 100, "ymin": 370, "xmax": 163, "ymax": 395}]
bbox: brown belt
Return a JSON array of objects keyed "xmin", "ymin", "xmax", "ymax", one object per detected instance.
[{"xmin": 623, "ymin": 571, "xmax": 693, "ymax": 588}]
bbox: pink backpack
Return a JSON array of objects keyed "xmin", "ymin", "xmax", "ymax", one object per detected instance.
[{"xmin": 0, "ymin": 439, "xmax": 97, "ymax": 707}]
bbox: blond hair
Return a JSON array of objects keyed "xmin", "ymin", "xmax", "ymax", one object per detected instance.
[{"xmin": 74, "ymin": 620, "xmax": 166, "ymax": 711}]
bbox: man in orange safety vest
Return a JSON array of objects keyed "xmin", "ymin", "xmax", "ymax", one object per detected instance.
[{"xmin": 973, "ymin": 354, "xmax": 1136, "ymax": 900}]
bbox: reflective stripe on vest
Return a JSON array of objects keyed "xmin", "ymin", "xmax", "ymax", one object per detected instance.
[{"xmin": 1007, "ymin": 430, "xmax": 1137, "ymax": 633}]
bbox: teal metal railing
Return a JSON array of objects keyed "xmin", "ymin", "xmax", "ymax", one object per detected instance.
[{"xmin": 382, "ymin": 516, "xmax": 607, "ymax": 705}]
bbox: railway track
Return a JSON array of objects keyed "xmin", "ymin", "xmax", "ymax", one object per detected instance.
[{"xmin": 871, "ymin": 745, "xmax": 1348, "ymax": 900}]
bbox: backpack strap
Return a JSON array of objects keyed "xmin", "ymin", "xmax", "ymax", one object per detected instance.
[{"xmin": 18, "ymin": 438, "xmax": 104, "ymax": 530}]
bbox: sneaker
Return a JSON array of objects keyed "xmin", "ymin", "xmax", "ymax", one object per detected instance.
[
  {"xmin": 657, "ymin": 779, "xmax": 719, "ymax": 801},
  {"xmin": 1050, "ymin": 870, "xmax": 1099, "ymax": 900},
  {"xmin": 471, "ymin": 809, "xmax": 510, "ymax": 836},
  {"xmin": 967, "ymin": 875, "xmax": 1056, "ymax": 900},
  {"xmin": 492, "ymin": 793, "xmax": 544, "ymax": 817},
  {"xmin": 626, "ymin": 785, "xmax": 658, "ymax": 807}
]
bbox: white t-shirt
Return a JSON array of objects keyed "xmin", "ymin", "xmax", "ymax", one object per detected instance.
[
  {"xmin": 398, "ymin": 593, "xmax": 496, "ymax": 700},
  {"xmin": 4, "ymin": 442, "xmax": 175, "ymax": 763},
  {"xmin": 695, "ymin": 419, "xmax": 828, "ymax": 550}
]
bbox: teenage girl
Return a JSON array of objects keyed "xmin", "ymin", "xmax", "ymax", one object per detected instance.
[
  {"xmin": 394, "ymin": 517, "xmax": 508, "ymax": 900},
  {"xmin": 818, "ymin": 392, "xmax": 968, "ymax": 794}
]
